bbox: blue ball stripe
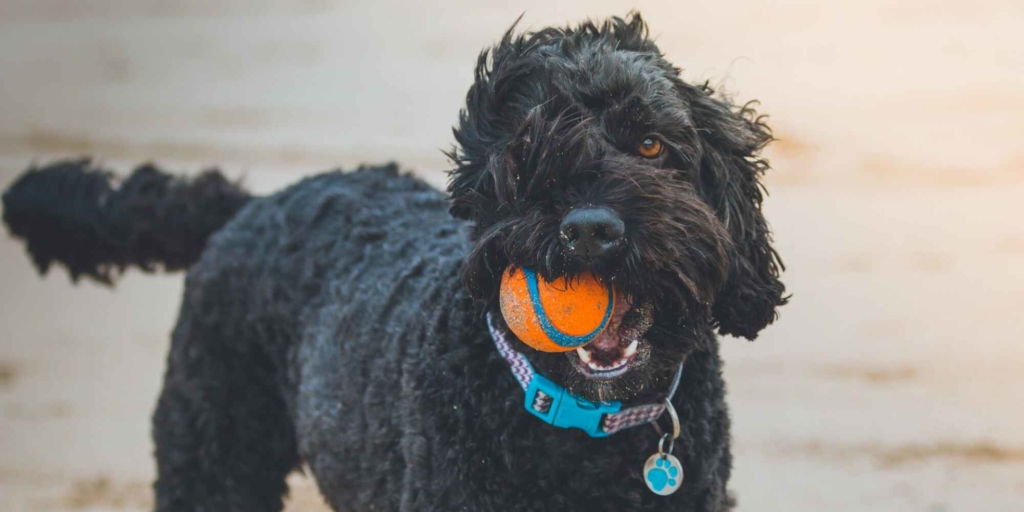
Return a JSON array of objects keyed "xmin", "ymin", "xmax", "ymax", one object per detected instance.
[{"xmin": 522, "ymin": 267, "xmax": 614, "ymax": 348}]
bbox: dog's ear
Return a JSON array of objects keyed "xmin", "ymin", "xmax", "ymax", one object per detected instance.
[
  {"xmin": 446, "ymin": 61, "xmax": 499, "ymax": 222},
  {"xmin": 446, "ymin": 152, "xmax": 494, "ymax": 222},
  {"xmin": 686, "ymin": 85, "xmax": 787, "ymax": 340},
  {"xmin": 446, "ymin": 22, "xmax": 527, "ymax": 222}
]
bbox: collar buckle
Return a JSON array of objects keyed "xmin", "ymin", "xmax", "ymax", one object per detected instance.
[{"xmin": 524, "ymin": 371, "xmax": 622, "ymax": 438}]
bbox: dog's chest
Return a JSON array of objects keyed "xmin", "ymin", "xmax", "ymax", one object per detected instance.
[{"xmin": 292, "ymin": 321, "xmax": 726, "ymax": 511}]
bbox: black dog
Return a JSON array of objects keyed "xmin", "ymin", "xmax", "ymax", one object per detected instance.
[{"xmin": 2, "ymin": 14, "xmax": 785, "ymax": 511}]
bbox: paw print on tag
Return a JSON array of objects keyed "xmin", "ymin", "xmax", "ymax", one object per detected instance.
[
  {"xmin": 643, "ymin": 453, "xmax": 683, "ymax": 496},
  {"xmin": 647, "ymin": 458, "xmax": 678, "ymax": 490}
]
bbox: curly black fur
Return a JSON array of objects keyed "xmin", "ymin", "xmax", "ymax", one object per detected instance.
[
  {"xmin": 3, "ymin": 13, "xmax": 786, "ymax": 512},
  {"xmin": 150, "ymin": 165, "xmax": 736, "ymax": 511},
  {"xmin": 447, "ymin": 14, "xmax": 786, "ymax": 401},
  {"xmin": 2, "ymin": 159, "xmax": 250, "ymax": 283}
]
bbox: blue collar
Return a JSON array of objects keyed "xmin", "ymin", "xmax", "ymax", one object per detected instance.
[{"xmin": 487, "ymin": 313, "xmax": 683, "ymax": 438}]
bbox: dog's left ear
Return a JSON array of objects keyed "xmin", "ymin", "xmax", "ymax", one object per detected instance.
[{"xmin": 685, "ymin": 84, "xmax": 787, "ymax": 340}]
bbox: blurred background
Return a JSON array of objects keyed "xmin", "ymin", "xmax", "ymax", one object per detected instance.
[{"xmin": 0, "ymin": 1, "xmax": 1021, "ymax": 510}]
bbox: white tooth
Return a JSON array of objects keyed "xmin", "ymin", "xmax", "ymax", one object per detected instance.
[
  {"xmin": 589, "ymin": 357, "xmax": 628, "ymax": 372},
  {"xmin": 623, "ymin": 339, "xmax": 639, "ymax": 358},
  {"xmin": 576, "ymin": 347, "xmax": 592, "ymax": 364}
]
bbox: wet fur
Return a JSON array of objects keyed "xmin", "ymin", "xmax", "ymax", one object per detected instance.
[
  {"xmin": 449, "ymin": 15, "xmax": 786, "ymax": 401},
  {"xmin": 2, "ymin": 13, "xmax": 785, "ymax": 512}
]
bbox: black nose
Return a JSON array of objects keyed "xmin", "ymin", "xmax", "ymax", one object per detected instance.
[{"xmin": 559, "ymin": 207, "xmax": 625, "ymax": 260}]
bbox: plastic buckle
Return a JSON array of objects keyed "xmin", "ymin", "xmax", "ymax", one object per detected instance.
[{"xmin": 524, "ymin": 372, "xmax": 622, "ymax": 438}]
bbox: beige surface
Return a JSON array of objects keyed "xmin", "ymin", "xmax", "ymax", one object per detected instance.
[{"xmin": 1, "ymin": 1, "xmax": 1023, "ymax": 510}]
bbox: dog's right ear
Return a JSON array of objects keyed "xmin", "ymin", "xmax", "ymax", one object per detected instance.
[
  {"xmin": 445, "ymin": 51, "xmax": 506, "ymax": 221},
  {"xmin": 446, "ymin": 131, "xmax": 495, "ymax": 222},
  {"xmin": 447, "ymin": 20, "xmax": 536, "ymax": 222}
]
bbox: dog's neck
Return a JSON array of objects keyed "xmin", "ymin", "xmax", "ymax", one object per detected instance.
[{"xmin": 486, "ymin": 313, "xmax": 683, "ymax": 438}]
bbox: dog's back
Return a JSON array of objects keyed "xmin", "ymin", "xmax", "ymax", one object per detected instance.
[
  {"xmin": 149, "ymin": 164, "xmax": 477, "ymax": 510},
  {"xmin": 3, "ymin": 161, "xmax": 473, "ymax": 510}
]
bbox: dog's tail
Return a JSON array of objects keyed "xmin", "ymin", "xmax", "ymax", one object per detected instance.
[{"xmin": 2, "ymin": 158, "xmax": 251, "ymax": 284}]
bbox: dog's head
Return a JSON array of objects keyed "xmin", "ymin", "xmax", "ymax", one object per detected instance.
[{"xmin": 447, "ymin": 14, "xmax": 786, "ymax": 402}]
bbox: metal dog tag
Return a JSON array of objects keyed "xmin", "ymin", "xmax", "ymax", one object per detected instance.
[
  {"xmin": 643, "ymin": 451, "xmax": 683, "ymax": 496},
  {"xmin": 644, "ymin": 398, "xmax": 683, "ymax": 496}
]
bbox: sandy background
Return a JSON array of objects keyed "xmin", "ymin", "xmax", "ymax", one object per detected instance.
[{"xmin": 1, "ymin": 1, "xmax": 1022, "ymax": 510}]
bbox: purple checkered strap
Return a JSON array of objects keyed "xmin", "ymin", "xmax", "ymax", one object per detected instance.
[
  {"xmin": 487, "ymin": 315, "xmax": 534, "ymax": 390},
  {"xmin": 602, "ymin": 403, "xmax": 667, "ymax": 434},
  {"xmin": 487, "ymin": 313, "xmax": 683, "ymax": 436}
]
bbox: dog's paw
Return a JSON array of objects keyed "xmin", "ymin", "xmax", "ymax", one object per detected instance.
[{"xmin": 645, "ymin": 457, "xmax": 679, "ymax": 492}]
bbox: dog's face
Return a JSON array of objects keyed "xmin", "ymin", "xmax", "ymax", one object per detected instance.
[{"xmin": 448, "ymin": 15, "xmax": 786, "ymax": 402}]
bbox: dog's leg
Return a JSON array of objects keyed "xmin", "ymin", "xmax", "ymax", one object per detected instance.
[{"xmin": 152, "ymin": 301, "xmax": 300, "ymax": 512}]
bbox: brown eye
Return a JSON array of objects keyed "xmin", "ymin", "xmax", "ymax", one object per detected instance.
[{"xmin": 637, "ymin": 137, "xmax": 663, "ymax": 158}]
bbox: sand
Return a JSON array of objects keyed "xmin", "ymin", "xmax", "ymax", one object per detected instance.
[{"xmin": 1, "ymin": 1, "xmax": 1022, "ymax": 510}]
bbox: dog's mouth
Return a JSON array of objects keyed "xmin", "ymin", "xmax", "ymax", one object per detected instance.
[{"xmin": 567, "ymin": 299, "xmax": 654, "ymax": 381}]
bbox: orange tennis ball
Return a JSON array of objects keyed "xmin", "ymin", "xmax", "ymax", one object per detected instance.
[{"xmin": 499, "ymin": 267, "xmax": 616, "ymax": 352}]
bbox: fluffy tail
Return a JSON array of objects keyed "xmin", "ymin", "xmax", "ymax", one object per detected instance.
[{"xmin": 2, "ymin": 159, "xmax": 251, "ymax": 284}]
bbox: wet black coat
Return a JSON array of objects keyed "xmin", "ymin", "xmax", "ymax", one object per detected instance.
[{"xmin": 153, "ymin": 166, "xmax": 733, "ymax": 511}]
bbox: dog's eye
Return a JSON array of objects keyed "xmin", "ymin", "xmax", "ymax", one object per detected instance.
[{"xmin": 637, "ymin": 137, "xmax": 663, "ymax": 158}]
